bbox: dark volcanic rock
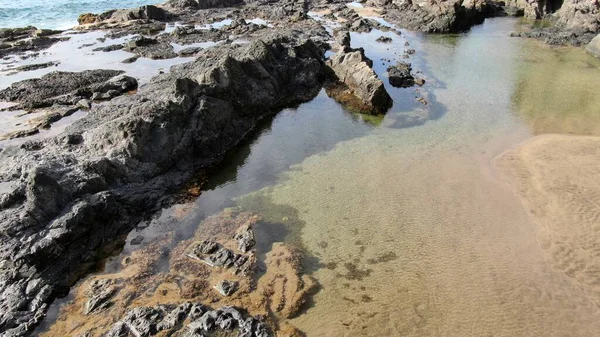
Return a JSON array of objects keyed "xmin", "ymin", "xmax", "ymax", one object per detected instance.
[
  {"xmin": 4, "ymin": 61, "xmax": 59, "ymax": 74},
  {"xmin": 123, "ymin": 35, "xmax": 177, "ymax": 59},
  {"xmin": 0, "ymin": 28, "xmax": 69, "ymax": 58},
  {"xmin": 83, "ymin": 279, "xmax": 116, "ymax": 315},
  {"xmin": 385, "ymin": 0, "xmax": 494, "ymax": 33},
  {"xmin": 0, "ymin": 30, "xmax": 325, "ymax": 336},
  {"xmin": 0, "ymin": 70, "xmax": 137, "ymax": 110},
  {"xmin": 387, "ymin": 61, "xmax": 414, "ymax": 87}
]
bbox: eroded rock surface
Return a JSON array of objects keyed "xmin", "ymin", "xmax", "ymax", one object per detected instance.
[
  {"xmin": 382, "ymin": 0, "xmax": 495, "ymax": 33},
  {"xmin": 326, "ymin": 31, "xmax": 392, "ymax": 114},
  {"xmin": 0, "ymin": 28, "xmax": 326, "ymax": 336},
  {"xmin": 41, "ymin": 210, "xmax": 317, "ymax": 337},
  {"xmin": 387, "ymin": 61, "xmax": 414, "ymax": 87},
  {"xmin": 0, "ymin": 27, "xmax": 67, "ymax": 58}
]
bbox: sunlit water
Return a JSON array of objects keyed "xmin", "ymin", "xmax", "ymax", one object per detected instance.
[
  {"xmin": 38, "ymin": 16, "xmax": 600, "ymax": 336},
  {"xmin": 0, "ymin": 0, "xmax": 160, "ymax": 30}
]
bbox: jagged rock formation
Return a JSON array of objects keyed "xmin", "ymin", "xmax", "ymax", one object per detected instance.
[
  {"xmin": 0, "ymin": 30, "xmax": 325, "ymax": 337},
  {"xmin": 41, "ymin": 210, "xmax": 317, "ymax": 337},
  {"xmin": 77, "ymin": 5, "xmax": 167, "ymax": 25},
  {"xmin": 387, "ymin": 61, "xmax": 414, "ymax": 87},
  {"xmin": 0, "ymin": 27, "xmax": 67, "ymax": 58},
  {"xmin": 381, "ymin": 0, "xmax": 495, "ymax": 33},
  {"xmin": 0, "ymin": 70, "xmax": 138, "ymax": 141},
  {"xmin": 105, "ymin": 304, "xmax": 270, "ymax": 337},
  {"xmin": 325, "ymin": 31, "xmax": 392, "ymax": 114}
]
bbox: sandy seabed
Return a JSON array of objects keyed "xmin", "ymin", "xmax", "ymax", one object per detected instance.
[{"xmin": 496, "ymin": 134, "xmax": 600, "ymax": 299}]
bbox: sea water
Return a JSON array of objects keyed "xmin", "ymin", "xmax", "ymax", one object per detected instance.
[{"xmin": 0, "ymin": 0, "xmax": 160, "ymax": 30}]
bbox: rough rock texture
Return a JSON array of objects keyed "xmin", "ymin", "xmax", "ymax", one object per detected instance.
[
  {"xmin": 0, "ymin": 70, "xmax": 137, "ymax": 110},
  {"xmin": 586, "ymin": 33, "xmax": 600, "ymax": 56},
  {"xmin": 387, "ymin": 61, "xmax": 414, "ymax": 87},
  {"xmin": 234, "ymin": 225, "xmax": 256, "ymax": 253},
  {"xmin": 504, "ymin": 0, "xmax": 600, "ymax": 45},
  {"xmin": 326, "ymin": 32, "xmax": 392, "ymax": 114},
  {"xmin": 41, "ymin": 210, "xmax": 317, "ymax": 337},
  {"xmin": 0, "ymin": 30, "xmax": 325, "ymax": 337},
  {"xmin": 105, "ymin": 304, "xmax": 269, "ymax": 337},
  {"xmin": 123, "ymin": 35, "xmax": 177, "ymax": 59},
  {"xmin": 77, "ymin": 5, "xmax": 167, "ymax": 25},
  {"xmin": 384, "ymin": 0, "xmax": 495, "ymax": 33},
  {"xmin": 165, "ymin": 0, "xmax": 244, "ymax": 11},
  {"xmin": 0, "ymin": 27, "xmax": 67, "ymax": 58},
  {"xmin": 510, "ymin": 27, "xmax": 598, "ymax": 46},
  {"xmin": 215, "ymin": 279, "xmax": 239, "ymax": 296},
  {"xmin": 2, "ymin": 61, "xmax": 60, "ymax": 75}
]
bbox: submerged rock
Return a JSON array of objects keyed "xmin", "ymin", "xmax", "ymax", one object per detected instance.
[
  {"xmin": 214, "ymin": 280, "xmax": 239, "ymax": 296},
  {"xmin": 376, "ymin": 36, "xmax": 393, "ymax": 43},
  {"xmin": 83, "ymin": 279, "xmax": 116, "ymax": 315},
  {"xmin": 234, "ymin": 224, "xmax": 256, "ymax": 253},
  {"xmin": 585, "ymin": 34, "xmax": 600, "ymax": 57}
]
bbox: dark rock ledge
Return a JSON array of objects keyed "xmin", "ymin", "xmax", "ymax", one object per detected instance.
[{"xmin": 0, "ymin": 29, "xmax": 325, "ymax": 337}]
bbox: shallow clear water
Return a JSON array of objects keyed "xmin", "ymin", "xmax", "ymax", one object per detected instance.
[
  {"xmin": 0, "ymin": 0, "xmax": 160, "ymax": 30},
  {"xmin": 40, "ymin": 16, "xmax": 600, "ymax": 337}
]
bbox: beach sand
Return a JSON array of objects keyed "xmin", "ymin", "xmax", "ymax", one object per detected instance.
[{"xmin": 496, "ymin": 134, "xmax": 600, "ymax": 298}]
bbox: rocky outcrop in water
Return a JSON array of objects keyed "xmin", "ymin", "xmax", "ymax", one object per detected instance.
[
  {"xmin": 0, "ymin": 29, "xmax": 326, "ymax": 336},
  {"xmin": 0, "ymin": 70, "xmax": 138, "ymax": 141},
  {"xmin": 123, "ymin": 35, "xmax": 177, "ymax": 59},
  {"xmin": 106, "ymin": 304, "xmax": 269, "ymax": 337},
  {"xmin": 504, "ymin": 0, "xmax": 600, "ymax": 45},
  {"xmin": 0, "ymin": 27, "xmax": 67, "ymax": 58},
  {"xmin": 77, "ymin": 5, "xmax": 167, "ymax": 25},
  {"xmin": 387, "ymin": 61, "xmax": 414, "ymax": 87},
  {"xmin": 382, "ymin": 0, "xmax": 495, "ymax": 33},
  {"xmin": 326, "ymin": 31, "xmax": 392, "ymax": 114},
  {"xmin": 0, "ymin": 70, "xmax": 136, "ymax": 110}
]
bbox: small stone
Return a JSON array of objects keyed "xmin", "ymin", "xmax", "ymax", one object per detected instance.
[
  {"xmin": 376, "ymin": 36, "xmax": 392, "ymax": 43},
  {"xmin": 234, "ymin": 225, "xmax": 255, "ymax": 253},
  {"xmin": 214, "ymin": 280, "xmax": 238, "ymax": 296}
]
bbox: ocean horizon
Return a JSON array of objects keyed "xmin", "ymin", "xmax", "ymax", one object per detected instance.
[{"xmin": 0, "ymin": 0, "xmax": 160, "ymax": 30}]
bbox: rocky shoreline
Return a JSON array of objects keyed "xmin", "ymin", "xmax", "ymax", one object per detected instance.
[{"xmin": 0, "ymin": 0, "xmax": 599, "ymax": 336}]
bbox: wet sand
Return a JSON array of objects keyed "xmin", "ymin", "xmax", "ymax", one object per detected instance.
[{"xmin": 496, "ymin": 134, "xmax": 600, "ymax": 296}]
